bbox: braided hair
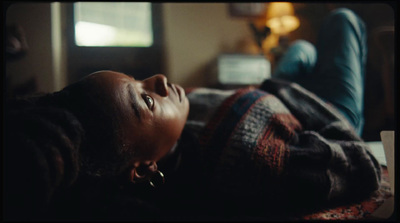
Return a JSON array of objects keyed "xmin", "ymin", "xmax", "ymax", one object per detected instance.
[
  {"xmin": 4, "ymin": 94, "xmax": 84, "ymax": 220},
  {"xmin": 43, "ymin": 78, "xmax": 133, "ymax": 178},
  {"xmin": 4, "ymin": 78, "xmax": 138, "ymax": 220}
]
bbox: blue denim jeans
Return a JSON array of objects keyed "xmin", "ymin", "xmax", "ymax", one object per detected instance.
[{"xmin": 273, "ymin": 8, "xmax": 367, "ymax": 136}]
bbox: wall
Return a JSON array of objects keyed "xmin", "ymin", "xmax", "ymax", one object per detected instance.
[
  {"xmin": 4, "ymin": 2, "xmax": 395, "ymax": 141},
  {"xmin": 6, "ymin": 3, "xmax": 56, "ymax": 94},
  {"xmin": 5, "ymin": 3, "xmax": 254, "ymax": 92},
  {"xmin": 5, "ymin": 3, "xmax": 395, "ymax": 90},
  {"xmin": 162, "ymin": 3, "xmax": 255, "ymax": 87}
]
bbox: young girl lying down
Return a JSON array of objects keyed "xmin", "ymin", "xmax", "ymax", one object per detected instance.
[{"xmin": 4, "ymin": 8, "xmax": 381, "ymax": 221}]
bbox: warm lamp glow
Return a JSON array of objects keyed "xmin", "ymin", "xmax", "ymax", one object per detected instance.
[
  {"xmin": 266, "ymin": 15, "xmax": 299, "ymax": 34},
  {"xmin": 266, "ymin": 2, "xmax": 300, "ymax": 35}
]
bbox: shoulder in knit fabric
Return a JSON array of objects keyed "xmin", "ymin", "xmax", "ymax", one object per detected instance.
[{"xmin": 174, "ymin": 83, "xmax": 381, "ymax": 218}]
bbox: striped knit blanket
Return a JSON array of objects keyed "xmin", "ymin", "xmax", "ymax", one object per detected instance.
[{"xmin": 185, "ymin": 78, "xmax": 382, "ymax": 217}]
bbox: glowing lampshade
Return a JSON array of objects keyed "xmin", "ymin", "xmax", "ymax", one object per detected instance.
[{"xmin": 266, "ymin": 2, "xmax": 300, "ymax": 35}]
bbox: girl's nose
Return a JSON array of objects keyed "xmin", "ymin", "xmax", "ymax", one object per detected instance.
[{"xmin": 143, "ymin": 74, "xmax": 169, "ymax": 97}]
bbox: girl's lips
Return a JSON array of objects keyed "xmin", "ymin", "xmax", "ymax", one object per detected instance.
[
  {"xmin": 168, "ymin": 83, "xmax": 181, "ymax": 102},
  {"xmin": 168, "ymin": 83, "xmax": 185, "ymax": 103},
  {"xmin": 175, "ymin": 85, "xmax": 183, "ymax": 102}
]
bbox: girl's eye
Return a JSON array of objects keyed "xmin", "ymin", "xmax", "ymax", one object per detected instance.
[{"xmin": 143, "ymin": 94, "xmax": 154, "ymax": 110}]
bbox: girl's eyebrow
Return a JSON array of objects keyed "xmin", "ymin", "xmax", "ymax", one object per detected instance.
[{"xmin": 127, "ymin": 84, "xmax": 141, "ymax": 121}]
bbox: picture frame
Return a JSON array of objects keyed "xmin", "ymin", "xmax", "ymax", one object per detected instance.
[{"xmin": 229, "ymin": 3, "xmax": 266, "ymax": 18}]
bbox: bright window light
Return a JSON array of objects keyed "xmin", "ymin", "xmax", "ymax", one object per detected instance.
[{"xmin": 74, "ymin": 2, "xmax": 153, "ymax": 47}]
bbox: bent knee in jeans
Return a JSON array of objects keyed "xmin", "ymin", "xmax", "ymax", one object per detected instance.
[{"xmin": 273, "ymin": 40, "xmax": 316, "ymax": 81}]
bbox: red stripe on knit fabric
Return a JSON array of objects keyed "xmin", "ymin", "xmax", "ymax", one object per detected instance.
[
  {"xmin": 273, "ymin": 144, "xmax": 278, "ymax": 165},
  {"xmin": 199, "ymin": 88, "xmax": 251, "ymax": 146},
  {"xmin": 219, "ymin": 93, "xmax": 269, "ymax": 154},
  {"xmin": 210, "ymin": 92, "xmax": 271, "ymax": 181},
  {"xmin": 256, "ymin": 111, "xmax": 302, "ymax": 175}
]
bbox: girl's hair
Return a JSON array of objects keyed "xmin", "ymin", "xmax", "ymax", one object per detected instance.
[
  {"xmin": 5, "ymin": 78, "xmax": 134, "ymax": 196},
  {"xmin": 5, "ymin": 79, "xmax": 137, "ymax": 218},
  {"xmin": 5, "ymin": 96, "xmax": 84, "ymax": 219},
  {"xmin": 37, "ymin": 79, "xmax": 133, "ymax": 178}
]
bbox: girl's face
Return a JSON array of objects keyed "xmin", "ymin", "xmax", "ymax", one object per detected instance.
[{"xmin": 83, "ymin": 71, "xmax": 189, "ymax": 164}]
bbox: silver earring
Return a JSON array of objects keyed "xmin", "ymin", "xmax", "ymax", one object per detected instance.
[{"xmin": 149, "ymin": 170, "xmax": 165, "ymax": 188}]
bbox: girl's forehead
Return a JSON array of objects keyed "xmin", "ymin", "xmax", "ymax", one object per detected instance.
[{"xmin": 88, "ymin": 72, "xmax": 132, "ymax": 88}]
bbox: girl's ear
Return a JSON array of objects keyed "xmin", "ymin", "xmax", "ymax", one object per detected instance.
[{"xmin": 129, "ymin": 161, "xmax": 158, "ymax": 183}]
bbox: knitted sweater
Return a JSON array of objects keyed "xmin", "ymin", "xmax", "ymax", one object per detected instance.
[
  {"xmin": 161, "ymin": 78, "xmax": 381, "ymax": 218},
  {"xmin": 4, "ymin": 78, "xmax": 381, "ymax": 220}
]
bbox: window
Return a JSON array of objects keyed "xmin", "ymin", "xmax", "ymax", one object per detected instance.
[
  {"xmin": 66, "ymin": 2, "xmax": 163, "ymax": 83},
  {"xmin": 74, "ymin": 2, "xmax": 153, "ymax": 47}
]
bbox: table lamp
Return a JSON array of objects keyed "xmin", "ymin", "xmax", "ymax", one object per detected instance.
[
  {"xmin": 264, "ymin": 2, "xmax": 299, "ymax": 65},
  {"xmin": 266, "ymin": 2, "xmax": 299, "ymax": 35}
]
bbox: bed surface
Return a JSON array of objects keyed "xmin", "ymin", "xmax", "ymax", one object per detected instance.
[{"xmin": 301, "ymin": 131, "xmax": 395, "ymax": 220}]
